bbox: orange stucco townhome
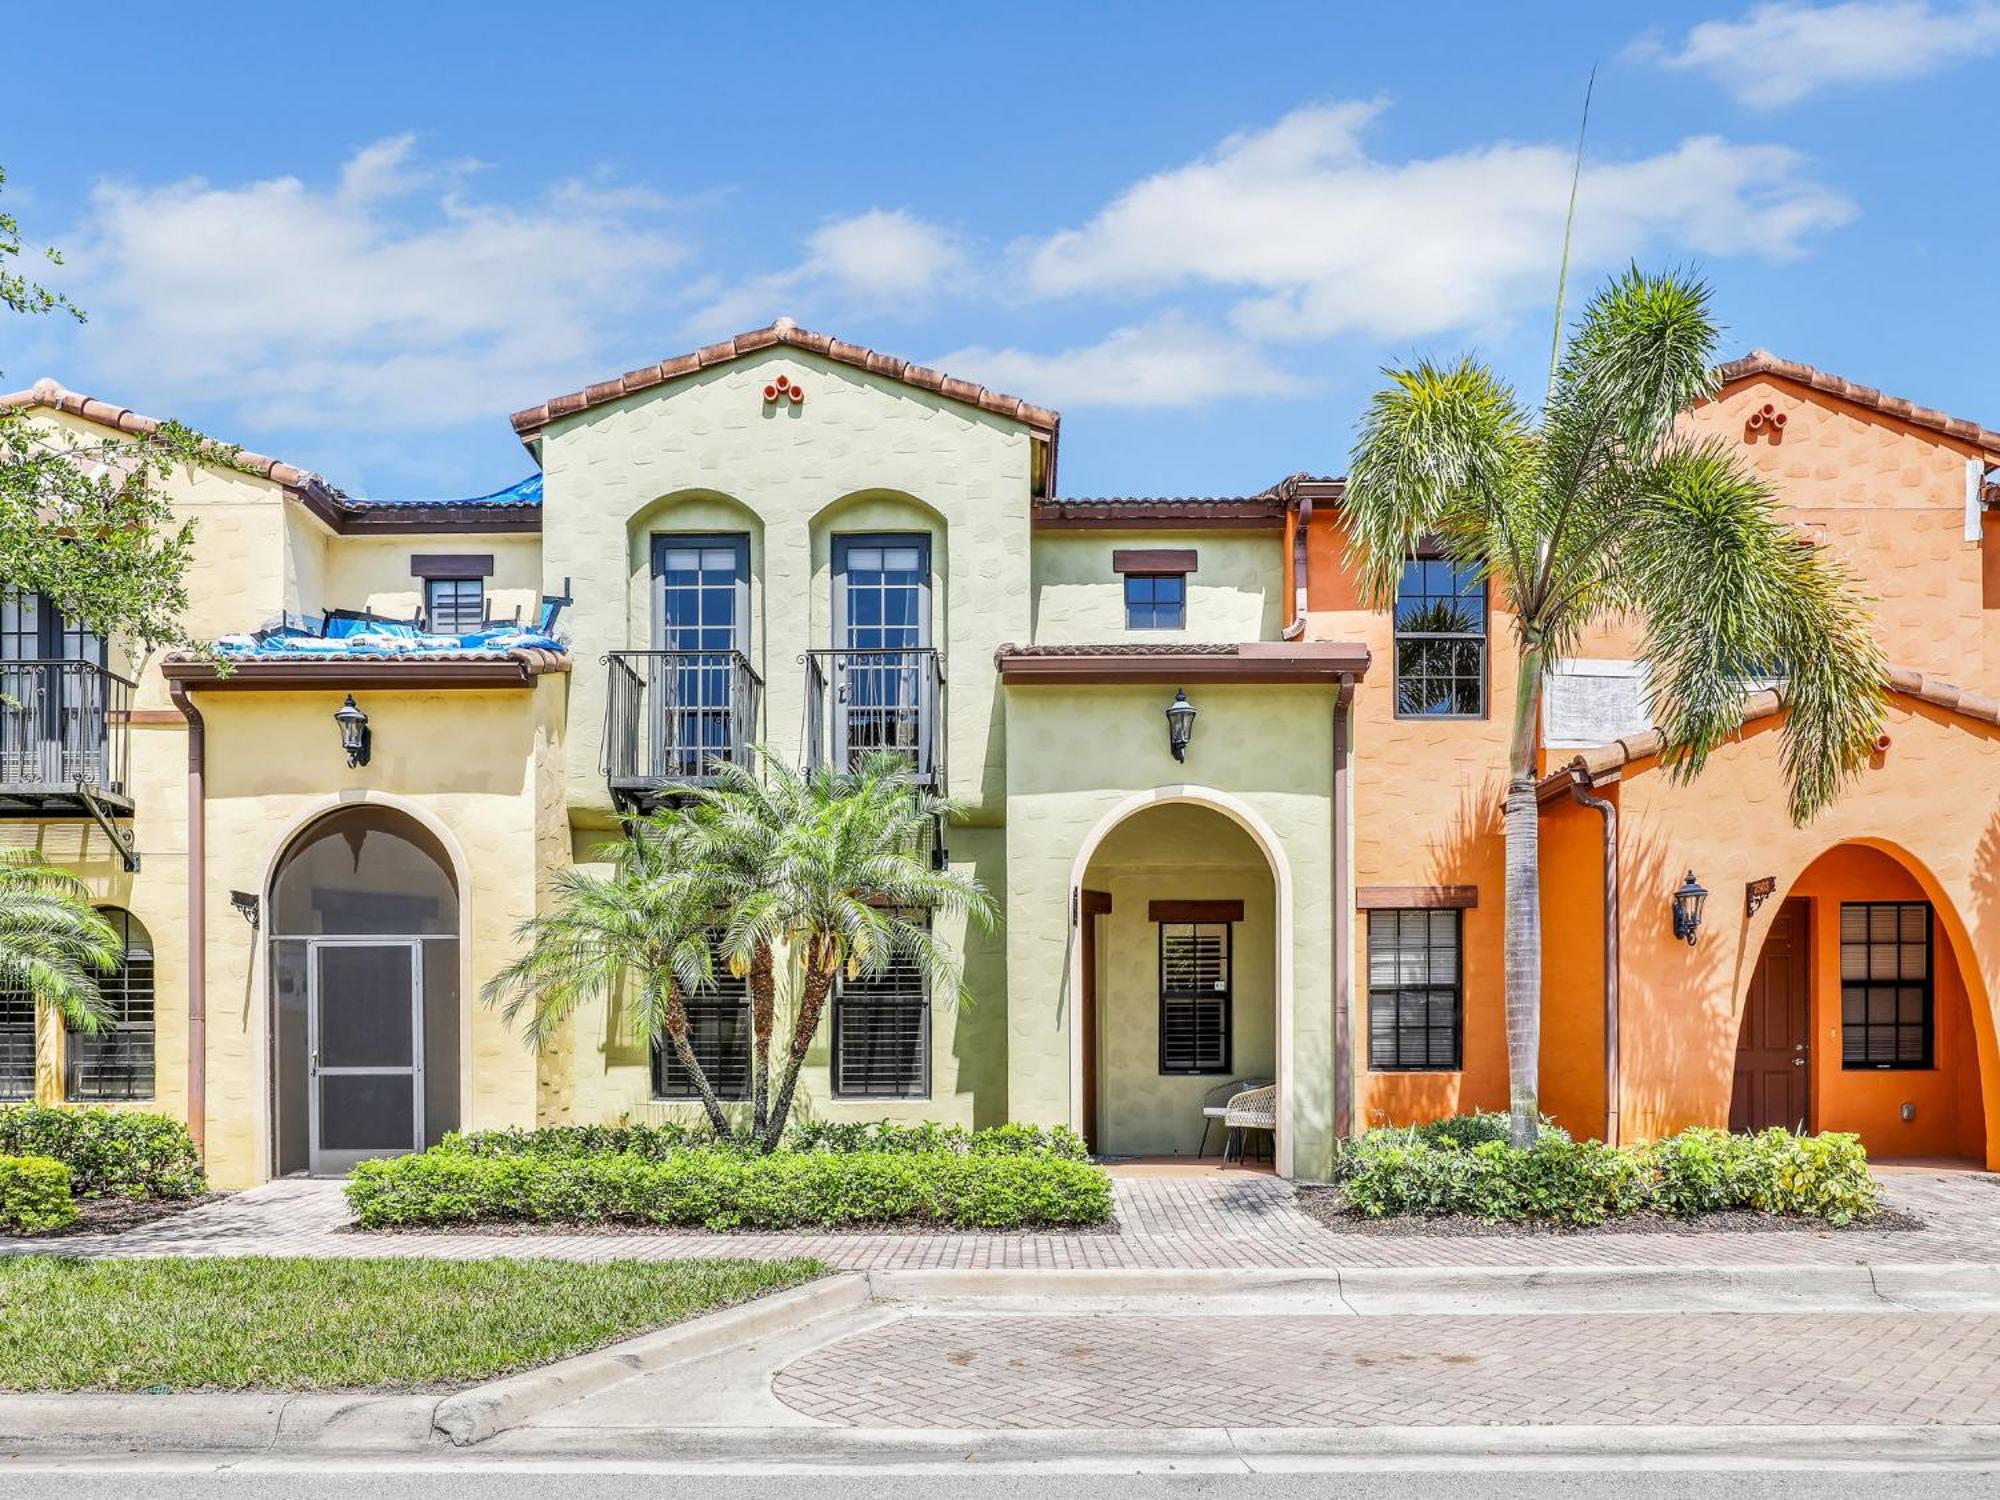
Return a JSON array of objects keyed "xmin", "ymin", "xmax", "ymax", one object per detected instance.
[{"xmin": 1307, "ymin": 351, "xmax": 2000, "ymax": 1168}]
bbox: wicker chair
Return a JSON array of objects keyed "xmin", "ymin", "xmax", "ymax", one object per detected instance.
[
  {"xmin": 1197, "ymin": 1077, "xmax": 1272, "ymax": 1159},
  {"xmin": 1221, "ymin": 1084, "xmax": 1277, "ymax": 1164}
]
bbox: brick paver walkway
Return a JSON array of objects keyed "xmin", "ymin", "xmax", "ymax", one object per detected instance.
[
  {"xmin": 771, "ymin": 1310, "xmax": 2000, "ymax": 1428},
  {"xmin": 7, "ymin": 1166, "xmax": 1996, "ymax": 1270}
]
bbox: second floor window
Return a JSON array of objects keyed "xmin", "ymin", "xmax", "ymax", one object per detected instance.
[
  {"xmin": 1394, "ymin": 558, "xmax": 1486, "ymax": 718},
  {"xmin": 425, "ymin": 577, "xmax": 485, "ymax": 634},
  {"xmin": 1124, "ymin": 573, "xmax": 1186, "ymax": 630}
]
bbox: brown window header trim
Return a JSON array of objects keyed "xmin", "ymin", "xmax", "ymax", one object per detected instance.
[
  {"xmin": 411, "ymin": 553, "xmax": 495, "ymax": 581},
  {"xmin": 1355, "ymin": 885, "xmax": 1480, "ymax": 910},
  {"xmin": 996, "ymin": 641, "xmax": 1370, "ymax": 685},
  {"xmin": 1113, "ymin": 548, "xmax": 1198, "ymax": 575},
  {"xmin": 1148, "ymin": 899, "xmax": 1245, "ymax": 924}
]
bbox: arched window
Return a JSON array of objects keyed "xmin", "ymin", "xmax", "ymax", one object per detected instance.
[{"xmin": 66, "ymin": 908, "xmax": 155, "ymax": 1101}]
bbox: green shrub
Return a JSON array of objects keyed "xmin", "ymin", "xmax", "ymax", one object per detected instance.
[
  {"xmin": 346, "ymin": 1147, "xmax": 1114, "ymax": 1231},
  {"xmin": 0, "ymin": 1155, "xmax": 77, "ymax": 1232},
  {"xmin": 1340, "ymin": 1114, "xmax": 1878, "ymax": 1226},
  {"xmin": 0, "ymin": 1107, "xmax": 204, "ymax": 1199},
  {"xmin": 447, "ymin": 1120, "xmax": 1089, "ymax": 1163}
]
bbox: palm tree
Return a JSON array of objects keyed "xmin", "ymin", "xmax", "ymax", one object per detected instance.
[
  {"xmin": 681, "ymin": 752, "xmax": 799, "ymax": 1138},
  {"xmin": 0, "ymin": 851, "xmax": 119, "ymax": 1099},
  {"xmin": 1342, "ymin": 267, "xmax": 1886, "ymax": 1147},
  {"xmin": 482, "ymin": 821, "xmax": 737, "ymax": 1135},
  {"xmin": 758, "ymin": 752, "xmax": 997, "ymax": 1149}
]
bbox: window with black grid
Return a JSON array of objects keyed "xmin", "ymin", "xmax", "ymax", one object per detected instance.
[
  {"xmin": 1124, "ymin": 573, "xmax": 1186, "ymax": 630},
  {"xmin": 1368, "ymin": 908, "xmax": 1463, "ymax": 1070},
  {"xmin": 1841, "ymin": 902, "xmax": 1933, "ymax": 1070},
  {"xmin": 652, "ymin": 935, "xmax": 751, "ymax": 1101},
  {"xmin": 1393, "ymin": 558, "xmax": 1486, "ymax": 717},
  {"xmin": 64, "ymin": 908, "xmax": 155, "ymax": 1101},
  {"xmin": 1158, "ymin": 921, "xmax": 1231, "ymax": 1074},
  {"xmin": 425, "ymin": 576, "xmax": 485, "ymax": 634},
  {"xmin": 832, "ymin": 924, "xmax": 930, "ymax": 1099},
  {"xmin": 0, "ymin": 983, "xmax": 32, "ymax": 1101}
]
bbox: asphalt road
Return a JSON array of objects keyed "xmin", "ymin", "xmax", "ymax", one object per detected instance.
[{"xmin": 1, "ymin": 1469, "xmax": 1995, "ymax": 1499}]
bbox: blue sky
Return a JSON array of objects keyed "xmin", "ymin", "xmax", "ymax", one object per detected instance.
[{"xmin": 3, "ymin": 1, "xmax": 1996, "ymax": 500}]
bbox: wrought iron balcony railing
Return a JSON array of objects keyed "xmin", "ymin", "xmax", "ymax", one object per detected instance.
[
  {"xmin": 602, "ymin": 650, "xmax": 762, "ymax": 810},
  {"xmin": 801, "ymin": 648, "xmax": 945, "ymax": 789},
  {"xmin": 0, "ymin": 660, "xmax": 135, "ymax": 812}
]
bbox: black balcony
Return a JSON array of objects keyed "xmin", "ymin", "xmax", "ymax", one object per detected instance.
[
  {"xmin": 603, "ymin": 650, "xmax": 762, "ymax": 811},
  {"xmin": 0, "ymin": 660, "xmax": 135, "ymax": 816},
  {"xmin": 802, "ymin": 648, "xmax": 945, "ymax": 789}
]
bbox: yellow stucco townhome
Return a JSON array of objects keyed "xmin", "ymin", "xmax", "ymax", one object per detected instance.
[{"xmin": 1, "ymin": 325, "xmax": 1367, "ymax": 1186}]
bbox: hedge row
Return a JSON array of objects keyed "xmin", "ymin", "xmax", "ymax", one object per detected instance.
[
  {"xmin": 0, "ymin": 1155, "xmax": 76, "ymax": 1233},
  {"xmin": 1338, "ymin": 1120, "xmax": 1879, "ymax": 1226},
  {"xmin": 445, "ymin": 1120, "xmax": 1089, "ymax": 1162},
  {"xmin": 346, "ymin": 1147, "xmax": 1113, "ymax": 1231},
  {"xmin": 0, "ymin": 1107, "xmax": 205, "ymax": 1199}
]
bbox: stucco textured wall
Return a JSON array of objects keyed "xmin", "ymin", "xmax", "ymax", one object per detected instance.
[{"xmin": 1031, "ymin": 531, "xmax": 1281, "ymax": 645}]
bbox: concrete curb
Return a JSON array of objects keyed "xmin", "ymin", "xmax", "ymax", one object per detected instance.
[
  {"xmin": 430, "ymin": 1271, "xmax": 871, "ymax": 1446},
  {"xmin": 869, "ymin": 1261, "xmax": 2000, "ymax": 1315},
  {"xmin": 479, "ymin": 1421, "xmax": 2000, "ymax": 1470}
]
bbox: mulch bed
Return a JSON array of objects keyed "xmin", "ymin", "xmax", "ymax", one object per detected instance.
[
  {"xmin": 1294, "ymin": 1187, "xmax": 1924, "ymax": 1238},
  {"xmin": 14, "ymin": 1193, "xmax": 231, "ymax": 1240}
]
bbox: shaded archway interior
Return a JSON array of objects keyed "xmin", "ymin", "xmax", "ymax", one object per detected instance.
[
  {"xmin": 1733, "ymin": 842, "xmax": 1987, "ymax": 1163},
  {"xmin": 268, "ymin": 806, "xmax": 462, "ymax": 1175},
  {"xmin": 1078, "ymin": 802, "xmax": 1277, "ymax": 1159}
]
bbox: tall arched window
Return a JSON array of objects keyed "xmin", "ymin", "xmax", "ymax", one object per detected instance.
[
  {"xmin": 65, "ymin": 908, "xmax": 155, "ymax": 1100},
  {"xmin": 268, "ymin": 807, "xmax": 460, "ymax": 1175}
]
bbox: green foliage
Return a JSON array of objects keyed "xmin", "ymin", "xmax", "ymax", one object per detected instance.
[
  {"xmin": 445, "ymin": 1120, "xmax": 1089, "ymax": 1163},
  {"xmin": 0, "ymin": 1106, "xmax": 205, "ymax": 1199},
  {"xmin": 1340, "ymin": 1115, "xmax": 1879, "ymax": 1226},
  {"xmin": 783, "ymin": 1120, "xmax": 1089, "ymax": 1159},
  {"xmin": 0, "ymin": 852, "xmax": 121, "ymax": 1033},
  {"xmin": 0, "ymin": 166, "xmax": 81, "ymax": 329},
  {"xmin": 0, "ymin": 1254, "xmax": 824, "ymax": 1391},
  {"xmin": 346, "ymin": 1146, "xmax": 1113, "ymax": 1231},
  {"xmin": 0, "ymin": 1155, "xmax": 75, "ymax": 1233}
]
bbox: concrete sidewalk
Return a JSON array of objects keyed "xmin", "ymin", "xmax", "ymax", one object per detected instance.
[{"xmin": 9, "ymin": 1165, "xmax": 1997, "ymax": 1271}]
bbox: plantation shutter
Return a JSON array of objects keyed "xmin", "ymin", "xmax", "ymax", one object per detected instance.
[
  {"xmin": 653, "ymin": 933, "xmax": 752, "ymax": 1101},
  {"xmin": 64, "ymin": 909, "xmax": 156, "ymax": 1100},
  {"xmin": 1366, "ymin": 909, "xmax": 1463, "ymax": 1071},
  {"xmin": 833, "ymin": 920, "xmax": 930, "ymax": 1098},
  {"xmin": 0, "ymin": 984, "xmax": 31, "ymax": 1101},
  {"xmin": 1158, "ymin": 921, "xmax": 1231, "ymax": 1074}
]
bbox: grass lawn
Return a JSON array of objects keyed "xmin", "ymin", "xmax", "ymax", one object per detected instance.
[{"xmin": 0, "ymin": 1255, "xmax": 826, "ymax": 1392}]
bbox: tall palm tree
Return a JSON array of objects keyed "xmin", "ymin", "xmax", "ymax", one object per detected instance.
[
  {"xmin": 0, "ymin": 852, "xmax": 120, "ymax": 1061},
  {"xmin": 482, "ymin": 821, "xmax": 736, "ymax": 1135},
  {"xmin": 759, "ymin": 752, "xmax": 997, "ymax": 1149},
  {"xmin": 1342, "ymin": 267, "xmax": 1886, "ymax": 1147}
]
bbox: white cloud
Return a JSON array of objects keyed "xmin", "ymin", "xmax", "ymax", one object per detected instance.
[
  {"xmin": 937, "ymin": 315, "xmax": 1296, "ymax": 409},
  {"xmin": 1024, "ymin": 102, "xmax": 1855, "ymax": 344},
  {"xmin": 692, "ymin": 208, "xmax": 963, "ymax": 334},
  {"xmin": 1635, "ymin": 2, "xmax": 2000, "ymax": 107},
  {"xmin": 60, "ymin": 136, "xmax": 689, "ymax": 432}
]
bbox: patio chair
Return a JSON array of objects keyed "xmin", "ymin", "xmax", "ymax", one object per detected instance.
[
  {"xmin": 1197, "ymin": 1077, "xmax": 1271, "ymax": 1158},
  {"xmin": 1221, "ymin": 1084, "xmax": 1277, "ymax": 1165}
]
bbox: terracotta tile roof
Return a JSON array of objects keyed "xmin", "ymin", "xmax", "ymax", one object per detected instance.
[
  {"xmin": 1714, "ymin": 350, "xmax": 2000, "ymax": 458},
  {"xmin": 161, "ymin": 646, "xmax": 569, "ymax": 686},
  {"xmin": 1034, "ymin": 495, "xmax": 1289, "ymax": 528},
  {"xmin": 1545, "ymin": 664, "xmax": 2000, "ymax": 791},
  {"xmin": 509, "ymin": 318, "xmax": 1062, "ymax": 441},
  {"xmin": 995, "ymin": 640, "xmax": 1371, "ymax": 682},
  {"xmin": 3, "ymin": 378, "xmax": 346, "ymax": 507}
]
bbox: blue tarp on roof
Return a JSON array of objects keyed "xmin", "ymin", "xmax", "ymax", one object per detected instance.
[
  {"xmin": 218, "ymin": 618, "xmax": 565, "ymax": 659},
  {"xmin": 346, "ymin": 473, "xmax": 543, "ymax": 509}
]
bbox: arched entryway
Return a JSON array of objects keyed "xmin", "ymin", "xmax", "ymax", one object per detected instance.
[
  {"xmin": 1733, "ymin": 842, "xmax": 1988, "ymax": 1162},
  {"xmin": 1073, "ymin": 797, "xmax": 1285, "ymax": 1169},
  {"xmin": 268, "ymin": 806, "xmax": 461, "ymax": 1175}
]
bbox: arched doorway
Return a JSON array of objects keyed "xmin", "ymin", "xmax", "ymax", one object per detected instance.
[
  {"xmin": 1733, "ymin": 842, "xmax": 1988, "ymax": 1162},
  {"xmin": 1075, "ymin": 800, "xmax": 1282, "ymax": 1167},
  {"xmin": 268, "ymin": 806, "xmax": 461, "ymax": 1175}
]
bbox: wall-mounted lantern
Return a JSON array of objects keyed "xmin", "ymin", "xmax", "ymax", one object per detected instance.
[
  {"xmin": 229, "ymin": 890, "xmax": 260, "ymax": 928},
  {"xmin": 1671, "ymin": 870, "xmax": 1708, "ymax": 946},
  {"xmin": 334, "ymin": 694, "xmax": 372, "ymax": 768},
  {"xmin": 1165, "ymin": 689, "xmax": 1197, "ymax": 763}
]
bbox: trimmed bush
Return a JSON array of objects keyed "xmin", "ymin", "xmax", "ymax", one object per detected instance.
[
  {"xmin": 346, "ymin": 1147, "xmax": 1113, "ymax": 1231},
  {"xmin": 1340, "ymin": 1117, "xmax": 1880, "ymax": 1226},
  {"xmin": 447, "ymin": 1120, "xmax": 1089, "ymax": 1163},
  {"xmin": 0, "ymin": 1106, "xmax": 204, "ymax": 1199},
  {"xmin": 0, "ymin": 1155, "xmax": 77, "ymax": 1233}
]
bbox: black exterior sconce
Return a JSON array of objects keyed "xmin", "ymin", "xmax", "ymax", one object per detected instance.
[
  {"xmin": 1671, "ymin": 869, "xmax": 1709, "ymax": 946},
  {"xmin": 1165, "ymin": 689, "xmax": 1197, "ymax": 763},
  {"xmin": 334, "ymin": 694, "xmax": 372, "ymax": 768}
]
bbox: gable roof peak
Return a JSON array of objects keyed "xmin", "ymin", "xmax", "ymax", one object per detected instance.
[{"xmin": 1713, "ymin": 349, "xmax": 2000, "ymax": 458}]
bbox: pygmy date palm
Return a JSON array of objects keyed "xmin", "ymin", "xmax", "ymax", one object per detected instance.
[
  {"xmin": 0, "ymin": 850, "xmax": 120, "ymax": 1037},
  {"xmin": 1341, "ymin": 267, "xmax": 1885, "ymax": 1147}
]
